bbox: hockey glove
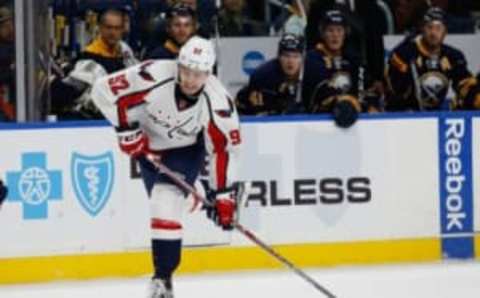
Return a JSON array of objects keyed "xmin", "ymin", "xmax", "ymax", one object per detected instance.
[
  {"xmin": 205, "ymin": 188, "xmax": 237, "ymax": 231},
  {"xmin": 116, "ymin": 123, "xmax": 150, "ymax": 158},
  {"xmin": 0, "ymin": 179, "xmax": 8, "ymax": 207},
  {"xmin": 463, "ymin": 85, "xmax": 480, "ymax": 110},
  {"xmin": 332, "ymin": 95, "xmax": 361, "ymax": 128}
]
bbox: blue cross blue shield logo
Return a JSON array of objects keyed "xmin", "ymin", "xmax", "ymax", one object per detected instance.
[
  {"xmin": 71, "ymin": 152, "xmax": 114, "ymax": 217},
  {"xmin": 6, "ymin": 152, "xmax": 63, "ymax": 220}
]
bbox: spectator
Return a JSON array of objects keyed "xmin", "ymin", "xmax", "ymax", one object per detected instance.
[
  {"xmin": 81, "ymin": 9, "xmax": 138, "ymax": 73},
  {"xmin": 142, "ymin": 0, "xmax": 214, "ymax": 56},
  {"xmin": 305, "ymin": 0, "xmax": 386, "ymax": 97},
  {"xmin": 434, "ymin": 0, "xmax": 475, "ymax": 33},
  {"xmin": 148, "ymin": 3, "xmax": 197, "ymax": 59},
  {"xmin": 268, "ymin": 0, "xmax": 301, "ymax": 35},
  {"xmin": 0, "ymin": 5, "xmax": 15, "ymax": 121},
  {"xmin": 391, "ymin": 0, "xmax": 475, "ymax": 34},
  {"xmin": 136, "ymin": 0, "xmax": 171, "ymax": 56},
  {"xmin": 386, "ymin": 7, "xmax": 480, "ymax": 111},
  {"xmin": 217, "ymin": 0, "xmax": 267, "ymax": 36},
  {"xmin": 244, "ymin": 0, "xmax": 268, "ymax": 23},
  {"xmin": 236, "ymin": 34, "xmax": 307, "ymax": 115},
  {"xmin": 306, "ymin": 10, "xmax": 372, "ymax": 128},
  {"xmin": 184, "ymin": 0, "xmax": 217, "ymax": 35},
  {"xmin": 50, "ymin": 8, "xmax": 138, "ymax": 119},
  {"xmin": 391, "ymin": 0, "xmax": 429, "ymax": 34},
  {"xmin": 281, "ymin": 0, "xmax": 308, "ymax": 36}
]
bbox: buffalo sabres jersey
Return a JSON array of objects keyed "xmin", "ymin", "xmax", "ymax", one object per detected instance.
[
  {"xmin": 305, "ymin": 43, "xmax": 360, "ymax": 112},
  {"xmin": 236, "ymin": 58, "xmax": 304, "ymax": 115},
  {"xmin": 387, "ymin": 36, "xmax": 477, "ymax": 111},
  {"xmin": 91, "ymin": 60, "xmax": 241, "ymax": 190}
]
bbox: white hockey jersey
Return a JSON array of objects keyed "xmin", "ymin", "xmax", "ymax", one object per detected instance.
[{"xmin": 91, "ymin": 60, "xmax": 241, "ymax": 190}]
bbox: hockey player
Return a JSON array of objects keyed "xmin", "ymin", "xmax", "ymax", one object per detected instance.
[
  {"xmin": 147, "ymin": 3, "xmax": 197, "ymax": 60},
  {"xmin": 305, "ymin": 10, "xmax": 368, "ymax": 128},
  {"xmin": 386, "ymin": 7, "xmax": 480, "ymax": 111},
  {"xmin": 236, "ymin": 33, "xmax": 307, "ymax": 115},
  {"xmin": 91, "ymin": 36, "xmax": 241, "ymax": 298},
  {"xmin": 0, "ymin": 179, "xmax": 7, "ymax": 207}
]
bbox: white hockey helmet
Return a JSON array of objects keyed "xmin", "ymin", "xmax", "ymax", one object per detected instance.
[{"xmin": 178, "ymin": 36, "xmax": 216, "ymax": 73}]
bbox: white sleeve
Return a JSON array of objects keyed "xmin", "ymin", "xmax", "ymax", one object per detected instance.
[
  {"xmin": 203, "ymin": 78, "xmax": 242, "ymax": 191},
  {"xmin": 120, "ymin": 41, "xmax": 140, "ymax": 67},
  {"xmin": 66, "ymin": 59, "xmax": 108, "ymax": 86},
  {"xmin": 91, "ymin": 61, "xmax": 157, "ymax": 128}
]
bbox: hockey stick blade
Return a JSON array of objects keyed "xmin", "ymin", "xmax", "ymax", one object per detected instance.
[{"xmin": 147, "ymin": 156, "xmax": 336, "ymax": 298}]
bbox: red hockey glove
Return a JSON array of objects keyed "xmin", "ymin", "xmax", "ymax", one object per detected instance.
[
  {"xmin": 206, "ymin": 188, "xmax": 237, "ymax": 230},
  {"xmin": 116, "ymin": 124, "xmax": 150, "ymax": 158}
]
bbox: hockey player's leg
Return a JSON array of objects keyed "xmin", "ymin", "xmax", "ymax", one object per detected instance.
[
  {"xmin": 148, "ymin": 183, "xmax": 185, "ymax": 298},
  {"xmin": 138, "ymin": 141, "xmax": 205, "ymax": 297}
]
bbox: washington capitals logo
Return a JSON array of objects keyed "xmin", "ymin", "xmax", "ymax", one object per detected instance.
[{"xmin": 71, "ymin": 152, "xmax": 114, "ymax": 217}]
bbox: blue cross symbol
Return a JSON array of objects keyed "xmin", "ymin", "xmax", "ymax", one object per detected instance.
[{"xmin": 6, "ymin": 152, "xmax": 63, "ymax": 220}]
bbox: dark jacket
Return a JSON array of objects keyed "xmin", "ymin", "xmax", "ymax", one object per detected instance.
[
  {"xmin": 386, "ymin": 36, "xmax": 479, "ymax": 110},
  {"xmin": 147, "ymin": 39, "xmax": 180, "ymax": 60},
  {"xmin": 0, "ymin": 41, "xmax": 15, "ymax": 121},
  {"xmin": 305, "ymin": 0, "xmax": 385, "ymax": 82}
]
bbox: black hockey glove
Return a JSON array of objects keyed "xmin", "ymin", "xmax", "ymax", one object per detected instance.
[
  {"xmin": 0, "ymin": 179, "xmax": 8, "ymax": 207},
  {"xmin": 332, "ymin": 95, "xmax": 361, "ymax": 128}
]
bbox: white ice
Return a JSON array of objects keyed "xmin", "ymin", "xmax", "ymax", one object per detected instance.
[{"xmin": 1, "ymin": 261, "xmax": 479, "ymax": 298}]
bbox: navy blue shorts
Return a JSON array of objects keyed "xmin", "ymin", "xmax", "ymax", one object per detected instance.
[{"xmin": 138, "ymin": 140, "xmax": 206, "ymax": 197}]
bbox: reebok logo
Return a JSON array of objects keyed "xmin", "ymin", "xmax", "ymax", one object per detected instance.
[{"xmin": 443, "ymin": 119, "xmax": 466, "ymax": 232}]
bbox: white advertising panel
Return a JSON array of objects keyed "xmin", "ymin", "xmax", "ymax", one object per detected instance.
[
  {"xmin": 234, "ymin": 118, "xmax": 440, "ymax": 245},
  {"xmin": 0, "ymin": 125, "xmax": 228, "ymax": 258},
  {"xmin": 2, "ymin": 113, "xmax": 480, "ymax": 259},
  {"xmin": 0, "ymin": 127, "xmax": 125, "ymax": 257}
]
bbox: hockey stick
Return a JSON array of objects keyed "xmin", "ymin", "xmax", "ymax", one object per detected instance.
[
  {"xmin": 213, "ymin": 0, "xmax": 222, "ymax": 76},
  {"xmin": 293, "ymin": 0, "xmax": 307, "ymax": 106},
  {"xmin": 147, "ymin": 156, "xmax": 336, "ymax": 298},
  {"xmin": 410, "ymin": 60, "xmax": 425, "ymax": 111}
]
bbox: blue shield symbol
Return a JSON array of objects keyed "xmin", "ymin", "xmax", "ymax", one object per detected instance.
[{"xmin": 71, "ymin": 152, "xmax": 114, "ymax": 217}]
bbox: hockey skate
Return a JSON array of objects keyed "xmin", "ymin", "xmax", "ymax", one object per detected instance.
[{"xmin": 148, "ymin": 278, "xmax": 174, "ymax": 298}]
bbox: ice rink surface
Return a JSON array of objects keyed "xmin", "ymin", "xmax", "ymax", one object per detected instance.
[{"xmin": 1, "ymin": 261, "xmax": 479, "ymax": 298}]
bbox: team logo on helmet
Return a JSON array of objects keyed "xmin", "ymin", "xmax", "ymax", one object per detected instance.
[{"xmin": 278, "ymin": 33, "xmax": 305, "ymax": 54}]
